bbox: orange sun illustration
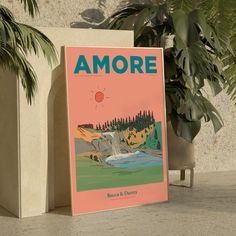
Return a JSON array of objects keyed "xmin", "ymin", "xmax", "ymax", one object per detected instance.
[
  {"xmin": 91, "ymin": 88, "xmax": 109, "ymax": 108},
  {"xmin": 95, "ymin": 91, "xmax": 104, "ymax": 103}
]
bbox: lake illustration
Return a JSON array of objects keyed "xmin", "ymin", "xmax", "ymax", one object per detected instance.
[{"xmin": 75, "ymin": 110, "xmax": 164, "ymax": 192}]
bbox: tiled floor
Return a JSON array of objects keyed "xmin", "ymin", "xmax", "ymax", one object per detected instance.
[{"xmin": 0, "ymin": 171, "xmax": 236, "ymax": 236}]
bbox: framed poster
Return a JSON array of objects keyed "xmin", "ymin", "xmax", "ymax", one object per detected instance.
[{"xmin": 64, "ymin": 46, "xmax": 168, "ymax": 215}]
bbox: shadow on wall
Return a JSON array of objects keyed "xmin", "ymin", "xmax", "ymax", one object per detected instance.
[
  {"xmin": 70, "ymin": 0, "xmax": 153, "ymax": 29},
  {"xmin": 47, "ymin": 48, "xmax": 71, "ymax": 213},
  {"xmin": 70, "ymin": 0, "xmax": 107, "ymax": 29}
]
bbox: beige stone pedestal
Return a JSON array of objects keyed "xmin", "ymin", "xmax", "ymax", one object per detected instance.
[{"xmin": 0, "ymin": 28, "xmax": 133, "ymax": 218}]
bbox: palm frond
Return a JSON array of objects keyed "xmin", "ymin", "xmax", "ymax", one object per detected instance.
[
  {"xmin": 223, "ymin": 54, "xmax": 236, "ymax": 101},
  {"xmin": 0, "ymin": 44, "xmax": 37, "ymax": 104},
  {"xmin": 108, "ymin": 4, "xmax": 147, "ymax": 30},
  {"xmin": 223, "ymin": 7, "xmax": 236, "ymax": 101},
  {"xmin": 197, "ymin": 0, "xmax": 236, "ymax": 50},
  {"xmin": 166, "ymin": 0, "xmax": 198, "ymax": 13},
  {"xmin": 195, "ymin": 0, "xmax": 236, "ymax": 101},
  {"xmin": 0, "ymin": 5, "xmax": 57, "ymax": 103},
  {"xmin": 118, "ymin": 0, "xmax": 154, "ymax": 9},
  {"xmin": 15, "ymin": 24, "xmax": 58, "ymax": 66},
  {"xmin": 0, "ymin": 5, "xmax": 17, "ymax": 45},
  {"xmin": 18, "ymin": 0, "xmax": 39, "ymax": 17}
]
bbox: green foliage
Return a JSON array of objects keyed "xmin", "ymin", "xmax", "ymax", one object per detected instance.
[
  {"xmin": 19, "ymin": 0, "xmax": 39, "ymax": 17},
  {"xmin": 96, "ymin": 110, "xmax": 155, "ymax": 132},
  {"xmin": 167, "ymin": 0, "xmax": 198, "ymax": 14},
  {"xmin": 140, "ymin": 122, "xmax": 162, "ymax": 150},
  {"xmin": 0, "ymin": 1, "xmax": 57, "ymax": 104},
  {"xmin": 168, "ymin": 0, "xmax": 236, "ymax": 101},
  {"xmin": 105, "ymin": 0, "xmax": 236, "ymax": 142}
]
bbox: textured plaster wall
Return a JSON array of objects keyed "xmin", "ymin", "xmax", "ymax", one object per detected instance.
[
  {"xmin": 2, "ymin": 0, "xmax": 236, "ymax": 172},
  {"xmin": 194, "ymin": 91, "xmax": 236, "ymax": 172}
]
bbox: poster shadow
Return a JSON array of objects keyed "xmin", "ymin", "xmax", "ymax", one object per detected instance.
[{"xmin": 48, "ymin": 206, "xmax": 72, "ymax": 216}]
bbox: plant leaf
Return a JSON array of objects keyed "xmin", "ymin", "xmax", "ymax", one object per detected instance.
[
  {"xmin": 0, "ymin": 5, "xmax": 57, "ymax": 103},
  {"xmin": 18, "ymin": 0, "xmax": 39, "ymax": 17}
]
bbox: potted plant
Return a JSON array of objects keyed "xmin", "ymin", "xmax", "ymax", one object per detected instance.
[
  {"xmin": 71, "ymin": 0, "xmax": 236, "ymax": 185},
  {"xmin": 104, "ymin": 0, "xmax": 236, "ymax": 184}
]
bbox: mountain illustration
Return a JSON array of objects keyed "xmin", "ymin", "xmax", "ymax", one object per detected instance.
[{"xmin": 74, "ymin": 110, "xmax": 162, "ymax": 168}]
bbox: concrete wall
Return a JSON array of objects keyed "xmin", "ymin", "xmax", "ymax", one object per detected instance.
[
  {"xmin": 0, "ymin": 26, "xmax": 133, "ymax": 218},
  {"xmin": 0, "ymin": 69, "xmax": 19, "ymax": 216}
]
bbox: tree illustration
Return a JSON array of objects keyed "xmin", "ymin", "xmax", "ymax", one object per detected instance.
[
  {"xmin": 98, "ymin": 110, "xmax": 156, "ymax": 132},
  {"xmin": 154, "ymin": 129, "xmax": 158, "ymax": 140}
]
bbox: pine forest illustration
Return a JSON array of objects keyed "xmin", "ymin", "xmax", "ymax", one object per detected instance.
[{"xmin": 75, "ymin": 110, "xmax": 163, "ymax": 192}]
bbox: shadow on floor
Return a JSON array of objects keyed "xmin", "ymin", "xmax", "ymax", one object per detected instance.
[
  {"xmin": 0, "ymin": 206, "xmax": 16, "ymax": 218},
  {"xmin": 48, "ymin": 206, "xmax": 72, "ymax": 216},
  {"xmin": 144, "ymin": 171, "xmax": 236, "ymax": 215}
]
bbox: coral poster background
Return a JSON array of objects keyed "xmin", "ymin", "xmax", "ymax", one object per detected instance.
[{"xmin": 65, "ymin": 47, "xmax": 168, "ymax": 215}]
